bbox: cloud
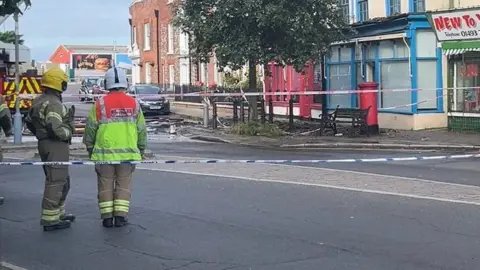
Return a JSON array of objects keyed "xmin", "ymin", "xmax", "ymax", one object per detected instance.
[{"xmin": 1, "ymin": 0, "xmax": 131, "ymax": 60}]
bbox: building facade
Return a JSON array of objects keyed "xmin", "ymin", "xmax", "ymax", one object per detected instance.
[
  {"xmin": 128, "ymin": 0, "xmax": 222, "ymax": 88},
  {"xmin": 325, "ymin": 0, "xmax": 480, "ymax": 130},
  {"xmin": 427, "ymin": 7, "xmax": 480, "ymax": 132}
]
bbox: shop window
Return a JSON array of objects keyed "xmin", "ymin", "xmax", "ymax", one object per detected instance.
[
  {"xmin": 417, "ymin": 60, "xmax": 437, "ymax": 109},
  {"xmin": 416, "ymin": 31, "xmax": 437, "ymax": 58},
  {"xmin": 453, "ymin": 59, "xmax": 480, "ymax": 112},
  {"xmin": 379, "ymin": 41, "xmax": 394, "ymax": 58},
  {"xmin": 329, "ymin": 46, "xmax": 340, "ymax": 62},
  {"xmin": 339, "ymin": 46, "xmax": 351, "ymax": 61},
  {"xmin": 394, "ymin": 40, "xmax": 409, "ymax": 58},
  {"xmin": 380, "ymin": 61, "xmax": 411, "ymax": 111},
  {"xmin": 328, "ymin": 64, "xmax": 351, "ymax": 108},
  {"xmin": 366, "ymin": 44, "xmax": 376, "ymax": 60}
]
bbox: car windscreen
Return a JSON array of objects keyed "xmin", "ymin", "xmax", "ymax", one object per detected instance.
[
  {"xmin": 86, "ymin": 79, "xmax": 98, "ymax": 86},
  {"xmin": 135, "ymin": 85, "xmax": 161, "ymax": 94}
]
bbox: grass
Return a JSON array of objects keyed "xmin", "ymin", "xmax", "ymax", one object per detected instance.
[{"xmin": 229, "ymin": 122, "xmax": 285, "ymax": 137}]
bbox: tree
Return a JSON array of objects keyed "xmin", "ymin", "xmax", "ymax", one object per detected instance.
[
  {"xmin": 0, "ymin": 31, "xmax": 24, "ymax": 44},
  {"xmin": 173, "ymin": 0, "xmax": 352, "ymax": 120},
  {"xmin": 0, "ymin": 0, "xmax": 31, "ymax": 16}
]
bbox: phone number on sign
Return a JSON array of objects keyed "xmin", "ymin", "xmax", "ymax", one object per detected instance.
[{"xmin": 461, "ymin": 30, "xmax": 478, "ymax": 37}]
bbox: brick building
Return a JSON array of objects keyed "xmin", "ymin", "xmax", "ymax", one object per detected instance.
[{"xmin": 128, "ymin": 0, "xmax": 222, "ymax": 88}]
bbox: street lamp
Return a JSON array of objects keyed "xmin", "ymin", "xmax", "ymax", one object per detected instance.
[
  {"xmin": 154, "ymin": 9, "xmax": 161, "ymax": 87},
  {"xmin": 13, "ymin": 12, "xmax": 22, "ymax": 144}
]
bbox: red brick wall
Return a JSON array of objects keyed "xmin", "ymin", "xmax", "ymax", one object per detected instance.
[{"xmin": 130, "ymin": 0, "xmax": 220, "ymax": 86}]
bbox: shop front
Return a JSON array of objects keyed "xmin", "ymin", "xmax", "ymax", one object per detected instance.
[
  {"xmin": 325, "ymin": 13, "xmax": 444, "ymax": 130},
  {"xmin": 428, "ymin": 7, "xmax": 480, "ymax": 132}
]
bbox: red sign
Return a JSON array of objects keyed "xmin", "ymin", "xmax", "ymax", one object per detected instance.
[{"xmin": 430, "ymin": 10, "xmax": 480, "ymax": 41}]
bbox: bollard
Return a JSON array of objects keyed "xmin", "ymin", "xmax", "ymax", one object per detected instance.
[
  {"xmin": 289, "ymin": 98, "xmax": 294, "ymax": 130},
  {"xmin": 240, "ymin": 102, "xmax": 245, "ymax": 123},
  {"xmin": 268, "ymin": 99, "xmax": 274, "ymax": 123},
  {"xmin": 203, "ymin": 99, "xmax": 209, "ymax": 128},
  {"xmin": 260, "ymin": 99, "xmax": 266, "ymax": 124},
  {"xmin": 233, "ymin": 101, "xmax": 238, "ymax": 124},
  {"xmin": 212, "ymin": 101, "xmax": 218, "ymax": 129}
]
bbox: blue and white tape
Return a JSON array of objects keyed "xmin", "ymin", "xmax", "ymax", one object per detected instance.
[{"xmin": 0, "ymin": 154, "xmax": 478, "ymax": 166}]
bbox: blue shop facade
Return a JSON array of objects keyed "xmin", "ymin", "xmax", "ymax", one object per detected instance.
[{"xmin": 325, "ymin": 13, "xmax": 446, "ymax": 130}]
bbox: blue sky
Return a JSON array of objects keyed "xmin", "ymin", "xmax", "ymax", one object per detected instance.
[{"xmin": 2, "ymin": 0, "xmax": 132, "ymax": 61}]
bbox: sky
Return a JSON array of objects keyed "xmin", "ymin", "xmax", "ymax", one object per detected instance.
[{"xmin": 1, "ymin": 0, "xmax": 132, "ymax": 61}]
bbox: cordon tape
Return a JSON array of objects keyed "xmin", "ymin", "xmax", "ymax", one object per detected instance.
[{"xmin": 1, "ymin": 153, "xmax": 479, "ymax": 166}]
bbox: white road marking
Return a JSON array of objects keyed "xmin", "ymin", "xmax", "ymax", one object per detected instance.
[
  {"xmin": 1, "ymin": 261, "xmax": 28, "ymax": 270},
  {"xmin": 137, "ymin": 166, "xmax": 480, "ymax": 206}
]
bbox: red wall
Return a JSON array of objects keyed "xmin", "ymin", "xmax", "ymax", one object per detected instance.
[{"xmin": 49, "ymin": 45, "xmax": 70, "ymax": 64}]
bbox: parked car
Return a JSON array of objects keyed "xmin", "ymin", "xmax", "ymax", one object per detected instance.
[
  {"xmin": 127, "ymin": 84, "xmax": 170, "ymax": 115},
  {"xmin": 79, "ymin": 78, "xmax": 100, "ymax": 102}
]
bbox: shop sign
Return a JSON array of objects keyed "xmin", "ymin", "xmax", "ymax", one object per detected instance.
[{"xmin": 429, "ymin": 9, "xmax": 480, "ymax": 41}]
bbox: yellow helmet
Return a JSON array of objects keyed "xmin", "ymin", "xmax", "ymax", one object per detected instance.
[{"xmin": 41, "ymin": 68, "xmax": 69, "ymax": 92}]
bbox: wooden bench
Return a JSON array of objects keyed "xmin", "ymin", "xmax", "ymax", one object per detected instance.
[{"xmin": 319, "ymin": 105, "xmax": 371, "ymax": 137}]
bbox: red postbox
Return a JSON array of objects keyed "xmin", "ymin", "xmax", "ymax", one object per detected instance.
[{"xmin": 358, "ymin": 82, "xmax": 379, "ymax": 135}]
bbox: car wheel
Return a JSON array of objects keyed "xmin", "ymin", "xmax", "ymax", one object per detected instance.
[{"xmin": 80, "ymin": 98, "xmax": 85, "ymax": 102}]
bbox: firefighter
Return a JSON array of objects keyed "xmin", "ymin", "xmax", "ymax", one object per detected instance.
[
  {"xmin": 83, "ymin": 67, "xmax": 147, "ymax": 228},
  {"xmin": 0, "ymin": 94, "xmax": 13, "ymax": 205},
  {"xmin": 24, "ymin": 68, "xmax": 76, "ymax": 232}
]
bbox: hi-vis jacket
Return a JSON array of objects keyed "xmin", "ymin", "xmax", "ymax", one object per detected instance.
[
  {"xmin": 25, "ymin": 91, "xmax": 74, "ymax": 142},
  {"xmin": 84, "ymin": 92, "xmax": 147, "ymax": 161}
]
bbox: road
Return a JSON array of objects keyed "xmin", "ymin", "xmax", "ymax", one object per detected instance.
[{"xmin": 1, "ymin": 138, "xmax": 480, "ymax": 269}]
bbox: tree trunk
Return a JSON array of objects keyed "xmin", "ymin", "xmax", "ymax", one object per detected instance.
[{"xmin": 247, "ymin": 60, "xmax": 258, "ymax": 121}]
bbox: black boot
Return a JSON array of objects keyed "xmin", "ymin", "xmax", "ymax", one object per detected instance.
[
  {"xmin": 43, "ymin": 220, "xmax": 71, "ymax": 232},
  {"xmin": 102, "ymin": 218, "xmax": 114, "ymax": 228},
  {"xmin": 114, "ymin": 216, "xmax": 128, "ymax": 227},
  {"xmin": 61, "ymin": 214, "xmax": 76, "ymax": 222},
  {"xmin": 0, "ymin": 196, "xmax": 4, "ymax": 205}
]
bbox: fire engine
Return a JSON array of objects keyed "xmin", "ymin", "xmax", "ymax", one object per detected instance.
[{"xmin": 0, "ymin": 74, "xmax": 42, "ymax": 116}]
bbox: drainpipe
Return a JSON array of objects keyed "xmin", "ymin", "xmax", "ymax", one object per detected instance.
[{"xmin": 449, "ymin": 0, "xmax": 454, "ymax": 9}]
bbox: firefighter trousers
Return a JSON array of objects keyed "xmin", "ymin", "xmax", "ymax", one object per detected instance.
[
  {"xmin": 95, "ymin": 164, "xmax": 135, "ymax": 219},
  {"xmin": 38, "ymin": 140, "xmax": 70, "ymax": 226}
]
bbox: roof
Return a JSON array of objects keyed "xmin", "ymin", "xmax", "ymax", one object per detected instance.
[{"xmin": 62, "ymin": 45, "xmax": 128, "ymax": 53}]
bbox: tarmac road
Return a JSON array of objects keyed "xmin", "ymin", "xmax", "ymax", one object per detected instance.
[{"xmin": 1, "ymin": 140, "xmax": 480, "ymax": 269}]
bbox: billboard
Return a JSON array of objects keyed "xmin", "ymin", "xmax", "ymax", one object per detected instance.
[
  {"xmin": 71, "ymin": 53, "xmax": 112, "ymax": 77},
  {"xmin": 427, "ymin": 8, "xmax": 480, "ymax": 41}
]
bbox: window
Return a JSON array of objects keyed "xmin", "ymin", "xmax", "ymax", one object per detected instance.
[
  {"xmin": 416, "ymin": 30, "xmax": 436, "ymax": 57},
  {"xmin": 340, "ymin": 0, "xmax": 349, "ymax": 23},
  {"xmin": 358, "ymin": 0, "xmax": 368, "ymax": 22},
  {"xmin": 380, "ymin": 61, "xmax": 411, "ymax": 111},
  {"xmin": 167, "ymin": 24, "xmax": 174, "ymax": 54},
  {"xmin": 169, "ymin": 65, "xmax": 175, "ymax": 90},
  {"xmin": 417, "ymin": 60, "xmax": 437, "ymax": 109},
  {"xmin": 132, "ymin": 26, "xmax": 137, "ymax": 45},
  {"xmin": 388, "ymin": 0, "xmax": 401, "ymax": 16},
  {"xmin": 328, "ymin": 64, "xmax": 351, "ymax": 108},
  {"xmin": 413, "ymin": 0, "xmax": 425, "ymax": 12},
  {"xmin": 145, "ymin": 64, "xmax": 152, "ymax": 84},
  {"xmin": 179, "ymin": 31, "xmax": 188, "ymax": 55},
  {"xmin": 143, "ymin": 23, "xmax": 151, "ymax": 50},
  {"xmin": 179, "ymin": 62, "xmax": 189, "ymax": 85}
]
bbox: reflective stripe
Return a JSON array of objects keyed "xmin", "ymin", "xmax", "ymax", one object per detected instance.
[
  {"xmin": 0, "ymin": 104, "xmax": 7, "ymax": 110},
  {"xmin": 39, "ymin": 100, "xmax": 50, "ymax": 119},
  {"xmin": 114, "ymin": 199, "xmax": 130, "ymax": 207},
  {"xmin": 100, "ymin": 207, "xmax": 114, "ymax": 214},
  {"xmin": 99, "ymin": 201, "xmax": 113, "ymax": 208},
  {"xmin": 59, "ymin": 204, "xmax": 65, "ymax": 215},
  {"xmin": 46, "ymin": 111, "xmax": 62, "ymax": 122},
  {"xmin": 113, "ymin": 206, "xmax": 129, "ymax": 213},
  {"xmin": 92, "ymin": 148, "xmax": 140, "ymax": 155},
  {"xmin": 41, "ymin": 214, "xmax": 60, "ymax": 221},
  {"xmin": 98, "ymin": 117, "xmax": 136, "ymax": 124},
  {"xmin": 42, "ymin": 208, "xmax": 60, "ymax": 215}
]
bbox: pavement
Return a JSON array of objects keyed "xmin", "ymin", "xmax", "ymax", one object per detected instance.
[{"xmin": 2, "ymin": 138, "xmax": 480, "ymax": 269}]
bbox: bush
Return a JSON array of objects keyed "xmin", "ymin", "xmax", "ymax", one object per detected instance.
[{"xmin": 229, "ymin": 122, "xmax": 284, "ymax": 137}]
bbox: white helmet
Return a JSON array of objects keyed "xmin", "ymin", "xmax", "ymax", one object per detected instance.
[{"xmin": 104, "ymin": 67, "xmax": 128, "ymax": 90}]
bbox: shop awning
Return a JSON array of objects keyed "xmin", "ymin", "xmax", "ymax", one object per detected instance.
[{"xmin": 442, "ymin": 41, "xmax": 480, "ymax": 55}]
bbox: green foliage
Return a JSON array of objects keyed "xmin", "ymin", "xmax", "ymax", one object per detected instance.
[
  {"xmin": 229, "ymin": 122, "xmax": 284, "ymax": 137},
  {"xmin": 172, "ymin": 0, "xmax": 352, "ymax": 73},
  {"xmin": 223, "ymin": 72, "xmax": 262, "ymax": 89},
  {"xmin": 0, "ymin": 0, "xmax": 31, "ymax": 16},
  {"xmin": 0, "ymin": 31, "xmax": 24, "ymax": 44}
]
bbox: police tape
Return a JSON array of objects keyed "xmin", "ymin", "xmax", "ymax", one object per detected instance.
[
  {"xmin": 11, "ymin": 86, "xmax": 470, "ymax": 99},
  {"xmin": 1, "ymin": 153, "xmax": 478, "ymax": 166}
]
